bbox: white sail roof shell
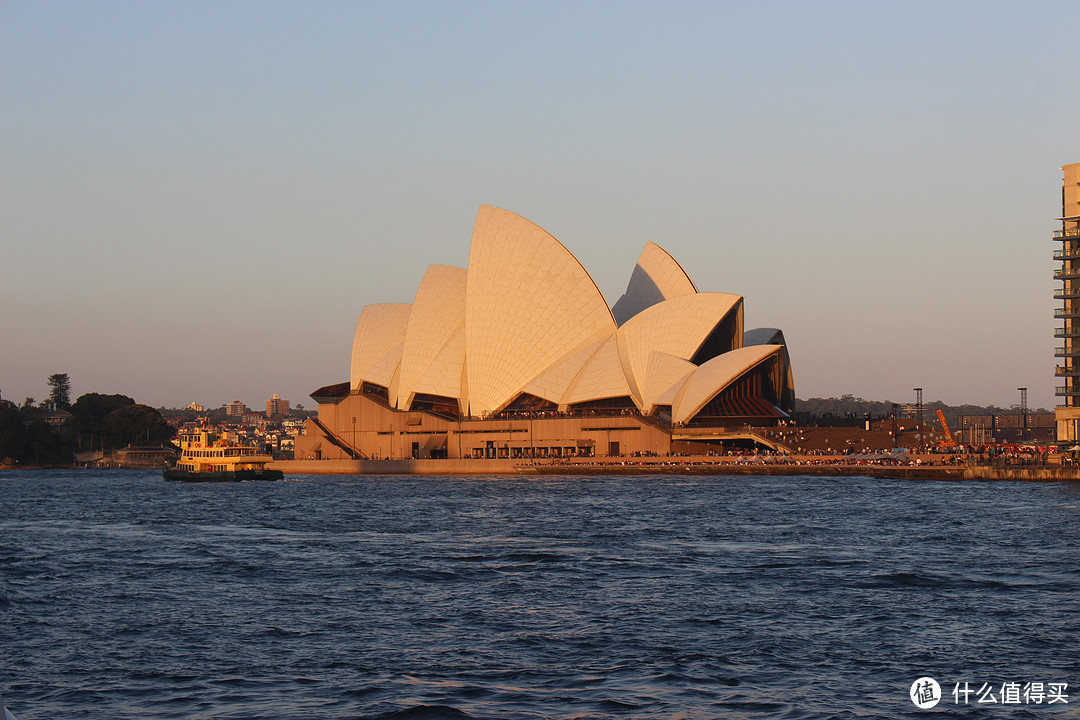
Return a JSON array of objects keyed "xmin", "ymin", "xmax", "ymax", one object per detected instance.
[
  {"xmin": 395, "ymin": 265, "xmax": 467, "ymax": 409},
  {"xmin": 672, "ymin": 344, "xmax": 784, "ymax": 424},
  {"xmin": 350, "ymin": 303, "xmax": 412, "ymax": 391},
  {"xmin": 611, "ymin": 241, "xmax": 698, "ymax": 326},
  {"xmin": 522, "ymin": 332, "xmax": 610, "ymax": 405},
  {"xmin": 561, "ymin": 334, "xmax": 634, "ymax": 407},
  {"xmin": 408, "ymin": 326, "xmax": 466, "ymax": 404},
  {"xmin": 744, "ymin": 327, "xmax": 787, "ymax": 347},
  {"xmin": 642, "ymin": 352, "xmax": 698, "ymax": 413},
  {"xmin": 616, "ymin": 293, "xmax": 742, "ymax": 408},
  {"xmin": 341, "ymin": 206, "xmax": 793, "ymax": 422},
  {"xmin": 464, "ymin": 206, "xmax": 616, "ymax": 417}
]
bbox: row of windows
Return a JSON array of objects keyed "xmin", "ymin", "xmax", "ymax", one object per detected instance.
[
  {"xmin": 178, "ymin": 463, "xmax": 230, "ymax": 472},
  {"xmin": 184, "ymin": 449, "xmax": 258, "ymax": 458}
]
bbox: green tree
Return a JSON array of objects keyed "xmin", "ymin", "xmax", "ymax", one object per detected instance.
[
  {"xmin": 70, "ymin": 393, "xmax": 135, "ymax": 448},
  {"xmin": 0, "ymin": 397, "xmax": 74, "ymax": 465},
  {"xmin": 102, "ymin": 404, "xmax": 174, "ymax": 450},
  {"xmin": 47, "ymin": 373, "xmax": 72, "ymax": 409},
  {"xmin": 25, "ymin": 419, "xmax": 70, "ymax": 465},
  {"xmin": 0, "ymin": 399, "xmax": 28, "ymax": 462}
]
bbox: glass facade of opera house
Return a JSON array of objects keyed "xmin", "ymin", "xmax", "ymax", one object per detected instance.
[{"xmin": 295, "ymin": 206, "xmax": 794, "ymax": 460}]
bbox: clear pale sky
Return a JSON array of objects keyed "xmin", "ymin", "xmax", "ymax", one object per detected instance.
[{"xmin": 3, "ymin": 1, "xmax": 1078, "ymax": 412}]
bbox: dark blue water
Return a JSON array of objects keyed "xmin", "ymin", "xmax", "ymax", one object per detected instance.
[{"xmin": 2, "ymin": 471, "xmax": 1078, "ymax": 719}]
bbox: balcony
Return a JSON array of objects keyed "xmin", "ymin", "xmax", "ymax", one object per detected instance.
[
  {"xmin": 1054, "ymin": 227, "xmax": 1080, "ymax": 239},
  {"xmin": 1057, "ymin": 386, "xmax": 1080, "ymax": 396},
  {"xmin": 1056, "ymin": 308, "xmax": 1080, "ymax": 318},
  {"xmin": 1054, "ymin": 288, "xmax": 1080, "ymax": 299},
  {"xmin": 1054, "ymin": 268, "xmax": 1080, "ymax": 280},
  {"xmin": 1056, "ymin": 328, "xmax": 1080, "ymax": 338},
  {"xmin": 1056, "ymin": 346, "xmax": 1080, "ymax": 357},
  {"xmin": 1056, "ymin": 366, "xmax": 1080, "ymax": 377},
  {"xmin": 1055, "ymin": 248, "xmax": 1080, "ymax": 260}
]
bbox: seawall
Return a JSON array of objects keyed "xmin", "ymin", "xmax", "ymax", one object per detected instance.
[
  {"xmin": 274, "ymin": 458, "xmax": 521, "ymax": 475},
  {"xmin": 272, "ymin": 458, "xmax": 1080, "ymax": 481}
]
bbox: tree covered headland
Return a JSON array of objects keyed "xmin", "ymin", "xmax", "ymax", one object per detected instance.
[
  {"xmin": 0, "ymin": 375, "xmax": 174, "ymax": 466},
  {"xmin": 795, "ymin": 394, "xmax": 1049, "ymax": 428}
]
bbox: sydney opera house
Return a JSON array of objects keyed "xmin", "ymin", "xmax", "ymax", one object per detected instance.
[{"xmin": 296, "ymin": 206, "xmax": 794, "ymax": 461}]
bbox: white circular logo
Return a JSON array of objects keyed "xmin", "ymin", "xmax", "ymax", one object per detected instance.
[{"xmin": 910, "ymin": 677, "xmax": 941, "ymax": 709}]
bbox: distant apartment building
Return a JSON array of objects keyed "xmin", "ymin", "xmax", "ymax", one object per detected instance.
[
  {"xmin": 1055, "ymin": 162, "xmax": 1080, "ymax": 444},
  {"xmin": 185, "ymin": 402, "xmax": 204, "ymax": 412},
  {"xmin": 226, "ymin": 400, "xmax": 247, "ymax": 417},
  {"xmin": 266, "ymin": 393, "xmax": 290, "ymax": 417}
]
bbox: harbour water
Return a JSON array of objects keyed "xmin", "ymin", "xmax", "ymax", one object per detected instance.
[{"xmin": 2, "ymin": 470, "xmax": 1078, "ymax": 719}]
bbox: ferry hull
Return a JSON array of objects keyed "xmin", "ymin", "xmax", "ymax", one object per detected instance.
[{"xmin": 162, "ymin": 468, "xmax": 284, "ymax": 482}]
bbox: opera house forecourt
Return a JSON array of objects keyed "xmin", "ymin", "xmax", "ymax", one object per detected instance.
[{"xmin": 294, "ymin": 206, "xmax": 795, "ymax": 467}]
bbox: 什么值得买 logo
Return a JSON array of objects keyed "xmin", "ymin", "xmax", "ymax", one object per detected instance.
[
  {"xmin": 910, "ymin": 677, "xmax": 1069, "ymax": 709},
  {"xmin": 910, "ymin": 677, "xmax": 941, "ymax": 709}
]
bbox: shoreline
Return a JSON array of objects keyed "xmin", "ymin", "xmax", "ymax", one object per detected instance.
[
  {"xmin": 270, "ymin": 455, "xmax": 1080, "ymax": 482},
  {"xmin": 6, "ymin": 458, "xmax": 1078, "ymax": 482}
]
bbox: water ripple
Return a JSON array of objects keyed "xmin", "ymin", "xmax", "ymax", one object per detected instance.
[{"xmin": 1, "ymin": 471, "xmax": 1078, "ymax": 718}]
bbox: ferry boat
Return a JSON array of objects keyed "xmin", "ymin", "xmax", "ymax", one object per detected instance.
[{"xmin": 162, "ymin": 428, "xmax": 284, "ymax": 481}]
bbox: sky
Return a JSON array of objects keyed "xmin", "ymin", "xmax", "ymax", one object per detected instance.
[{"xmin": 2, "ymin": 1, "xmax": 1078, "ymax": 413}]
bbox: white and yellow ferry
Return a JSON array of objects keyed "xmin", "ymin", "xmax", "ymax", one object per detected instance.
[{"xmin": 163, "ymin": 428, "xmax": 284, "ymax": 481}]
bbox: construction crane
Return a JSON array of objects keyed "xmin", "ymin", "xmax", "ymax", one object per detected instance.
[{"xmin": 936, "ymin": 409, "xmax": 958, "ymax": 448}]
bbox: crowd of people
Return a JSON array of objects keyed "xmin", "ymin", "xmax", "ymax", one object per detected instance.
[{"xmin": 529, "ymin": 445, "xmax": 1057, "ymax": 469}]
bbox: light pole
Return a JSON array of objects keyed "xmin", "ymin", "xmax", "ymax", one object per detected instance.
[
  {"xmin": 1018, "ymin": 387, "xmax": 1028, "ymax": 440},
  {"xmin": 914, "ymin": 388, "xmax": 923, "ymax": 452}
]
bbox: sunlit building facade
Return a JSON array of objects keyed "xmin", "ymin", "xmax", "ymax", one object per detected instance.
[
  {"xmin": 297, "ymin": 206, "xmax": 795, "ymax": 460},
  {"xmin": 266, "ymin": 394, "xmax": 290, "ymax": 417},
  {"xmin": 1055, "ymin": 162, "xmax": 1080, "ymax": 443}
]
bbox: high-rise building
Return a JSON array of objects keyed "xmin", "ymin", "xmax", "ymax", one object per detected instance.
[
  {"xmin": 266, "ymin": 394, "xmax": 290, "ymax": 417},
  {"xmin": 1054, "ymin": 163, "xmax": 1080, "ymax": 444},
  {"xmin": 226, "ymin": 400, "xmax": 247, "ymax": 417}
]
